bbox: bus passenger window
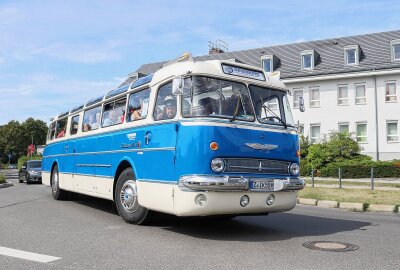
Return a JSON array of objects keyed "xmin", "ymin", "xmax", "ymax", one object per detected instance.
[
  {"xmin": 56, "ymin": 118, "xmax": 67, "ymax": 139},
  {"xmin": 49, "ymin": 122, "xmax": 56, "ymax": 140},
  {"xmin": 70, "ymin": 115, "xmax": 79, "ymax": 135},
  {"xmin": 83, "ymin": 106, "xmax": 101, "ymax": 132},
  {"xmin": 128, "ymin": 88, "xmax": 150, "ymax": 122},
  {"xmin": 154, "ymin": 82, "xmax": 177, "ymax": 121},
  {"xmin": 102, "ymin": 98, "xmax": 126, "ymax": 127}
]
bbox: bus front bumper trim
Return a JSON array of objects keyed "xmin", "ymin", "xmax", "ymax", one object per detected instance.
[{"xmin": 179, "ymin": 175, "xmax": 305, "ymax": 192}]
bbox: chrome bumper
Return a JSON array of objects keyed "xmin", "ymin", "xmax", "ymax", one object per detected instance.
[{"xmin": 179, "ymin": 175, "xmax": 305, "ymax": 192}]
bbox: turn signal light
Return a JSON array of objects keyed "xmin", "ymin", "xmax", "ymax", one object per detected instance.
[
  {"xmin": 210, "ymin": 142, "xmax": 219, "ymax": 151},
  {"xmin": 296, "ymin": 150, "xmax": 301, "ymax": 157}
]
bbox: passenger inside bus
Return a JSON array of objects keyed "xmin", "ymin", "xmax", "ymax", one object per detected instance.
[{"xmin": 156, "ymin": 96, "xmax": 177, "ymax": 120}]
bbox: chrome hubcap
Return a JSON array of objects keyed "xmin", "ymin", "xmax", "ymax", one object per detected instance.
[
  {"xmin": 120, "ymin": 180, "xmax": 139, "ymax": 213},
  {"xmin": 52, "ymin": 173, "xmax": 58, "ymax": 193}
]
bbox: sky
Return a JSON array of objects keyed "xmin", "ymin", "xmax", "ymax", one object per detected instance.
[{"xmin": 1, "ymin": 0, "xmax": 400, "ymax": 125}]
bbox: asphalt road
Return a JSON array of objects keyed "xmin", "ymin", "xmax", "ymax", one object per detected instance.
[{"xmin": 1, "ymin": 170, "xmax": 399, "ymax": 270}]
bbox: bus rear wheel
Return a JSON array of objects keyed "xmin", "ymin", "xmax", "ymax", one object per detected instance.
[
  {"xmin": 51, "ymin": 164, "xmax": 67, "ymax": 200},
  {"xmin": 115, "ymin": 168, "xmax": 149, "ymax": 225}
]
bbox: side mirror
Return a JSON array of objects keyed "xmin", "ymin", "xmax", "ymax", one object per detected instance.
[
  {"xmin": 21, "ymin": 166, "xmax": 26, "ymax": 170},
  {"xmin": 299, "ymin": 96, "xmax": 305, "ymax": 112},
  {"xmin": 172, "ymin": 76, "xmax": 184, "ymax": 95}
]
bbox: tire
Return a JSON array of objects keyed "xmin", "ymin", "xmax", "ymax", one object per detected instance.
[
  {"xmin": 51, "ymin": 164, "xmax": 67, "ymax": 200},
  {"xmin": 115, "ymin": 168, "xmax": 149, "ymax": 225}
]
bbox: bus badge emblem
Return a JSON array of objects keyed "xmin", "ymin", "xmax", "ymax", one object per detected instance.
[
  {"xmin": 245, "ymin": 143, "xmax": 278, "ymax": 151},
  {"xmin": 127, "ymin": 133, "xmax": 136, "ymax": 141}
]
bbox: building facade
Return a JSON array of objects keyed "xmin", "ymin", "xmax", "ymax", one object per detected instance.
[{"xmin": 124, "ymin": 30, "xmax": 400, "ymax": 160}]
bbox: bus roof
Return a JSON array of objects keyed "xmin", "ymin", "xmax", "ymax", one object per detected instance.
[{"xmin": 51, "ymin": 57, "xmax": 287, "ymax": 121}]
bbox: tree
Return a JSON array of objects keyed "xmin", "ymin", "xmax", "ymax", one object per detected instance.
[
  {"xmin": 306, "ymin": 131, "xmax": 361, "ymax": 170},
  {"xmin": 0, "ymin": 118, "xmax": 48, "ymax": 163}
]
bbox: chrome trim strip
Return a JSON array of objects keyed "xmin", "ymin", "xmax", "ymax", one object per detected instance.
[
  {"xmin": 76, "ymin": 164, "xmax": 111, "ymax": 168},
  {"xmin": 229, "ymin": 165, "xmax": 283, "ymax": 170},
  {"xmin": 43, "ymin": 146, "xmax": 175, "ymax": 159},
  {"xmin": 59, "ymin": 172, "xmax": 113, "ymax": 179},
  {"xmin": 137, "ymin": 179, "xmax": 176, "ymax": 184}
]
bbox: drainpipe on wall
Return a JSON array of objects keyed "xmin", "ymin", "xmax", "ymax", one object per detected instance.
[{"xmin": 373, "ymin": 74, "xmax": 380, "ymax": 161}]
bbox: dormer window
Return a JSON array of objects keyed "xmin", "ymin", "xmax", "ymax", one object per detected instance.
[
  {"xmin": 391, "ymin": 39, "xmax": 400, "ymax": 61},
  {"xmin": 260, "ymin": 54, "xmax": 279, "ymax": 73},
  {"xmin": 344, "ymin": 45, "xmax": 360, "ymax": 65},
  {"xmin": 301, "ymin": 50, "xmax": 317, "ymax": 70}
]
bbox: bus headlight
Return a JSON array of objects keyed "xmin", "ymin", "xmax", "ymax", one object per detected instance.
[
  {"xmin": 210, "ymin": 158, "xmax": 225, "ymax": 173},
  {"xmin": 289, "ymin": 163, "xmax": 300, "ymax": 176}
]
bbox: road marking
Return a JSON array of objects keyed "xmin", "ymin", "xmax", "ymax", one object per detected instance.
[{"xmin": 0, "ymin": 246, "xmax": 61, "ymax": 263}]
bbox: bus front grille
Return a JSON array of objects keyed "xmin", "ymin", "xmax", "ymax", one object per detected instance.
[{"xmin": 223, "ymin": 158, "xmax": 290, "ymax": 175}]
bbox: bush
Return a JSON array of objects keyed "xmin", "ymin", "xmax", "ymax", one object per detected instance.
[
  {"xmin": 17, "ymin": 155, "xmax": 42, "ymax": 170},
  {"xmin": 0, "ymin": 174, "xmax": 5, "ymax": 183},
  {"xmin": 320, "ymin": 160, "xmax": 400, "ymax": 178},
  {"xmin": 300, "ymin": 158, "xmax": 311, "ymax": 176}
]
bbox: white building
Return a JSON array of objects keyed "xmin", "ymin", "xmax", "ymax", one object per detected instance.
[{"xmin": 123, "ymin": 30, "xmax": 400, "ymax": 160}]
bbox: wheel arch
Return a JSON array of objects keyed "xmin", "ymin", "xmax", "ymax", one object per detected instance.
[
  {"xmin": 50, "ymin": 160, "xmax": 59, "ymax": 187},
  {"xmin": 113, "ymin": 157, "xmax": 137, "ymax": 201}
]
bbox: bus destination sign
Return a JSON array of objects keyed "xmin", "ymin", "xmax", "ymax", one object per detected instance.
[{"xmin": 221, "ymin": 64, "xmax": 265, "ymax": 81}]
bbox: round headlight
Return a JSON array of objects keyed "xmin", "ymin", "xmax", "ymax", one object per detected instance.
[
  {"xmin": 289, "ymin": 163, "xmax": 300, "ymax": 176},
  {"xmin": 211, "ymin": 158, "xmax": 225, "ymax": 173},
  {"xmin": 195, "ymin": 194, "xmax": 207, "ymax": 206}
]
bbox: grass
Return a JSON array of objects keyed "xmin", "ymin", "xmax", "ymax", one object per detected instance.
[
  {"xmin": 0, "ymin": 174, "xmax": 5, "ymax": 184},
  {"xmin": 299, "ymin": 187, "xmax": 400, "ymax": 205},
  {"xmin": 305, "ymin": 179, "xmax": 400, "ymax": 188}
]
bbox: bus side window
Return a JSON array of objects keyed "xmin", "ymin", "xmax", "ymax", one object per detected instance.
[
  {"xmin": 102, "ymin": 98, "xmax": 126, "ymax": 127},
  {"xmin": 49, "ymin": 122, "xmax": 56, "ymax": 140},
  {"xmin": 83, "ymin": 106, "xmax": 101, "ymax": 132},
  {"xmin": 128, "ymin": 88, "xmax": 150, "ymax": 122},
  {"xmin": 56, "ymin": 118, "xmax": 67, "ymax": 139},
  {"xmin": 70, "ymin": 115, "xmax": 79, "ymax": 135},
  {"xmin": 153, "ymin": 82, "xmax": 177, "ymax": 121}
]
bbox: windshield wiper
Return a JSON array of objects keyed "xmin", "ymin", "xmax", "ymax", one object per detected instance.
[
  {"xmin": 230, "ymin": 94, "xmax": 242, "ymax": 122},
  {"xmin": 260, "ymin": 95, "xmax": 287, "ymax": 129}
]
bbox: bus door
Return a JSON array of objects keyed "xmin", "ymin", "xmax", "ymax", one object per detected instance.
[
  {"xmin": 74, "ymin": 136, "xmax": 96, "ymax": 192},
  {"xmin": 95, "ymin": 132, "xmax": 113, "ymax": 195}
]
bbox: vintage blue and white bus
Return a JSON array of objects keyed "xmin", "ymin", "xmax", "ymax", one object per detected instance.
[{"xmin": 42, "ymin": 54, "xmax": 305, "ymax": 224}]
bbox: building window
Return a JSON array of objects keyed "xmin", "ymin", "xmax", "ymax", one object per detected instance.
[
  {"xmin": 293, "ymin": 89, "xmax": 303, "ymax": 109},
  {"xmin": 309, "ymin": 87, "xmax": 320, "ymax": 107},
  {"xmin": 310, "ymin": 124, "xmax": 321, "ymax": 143},
  {"xmin": 391, "ymin": 40, "xmax": 400, "ymax": 61},
  {"xmin": 344, "ymin": 45, "xmax": 359, "ymax": 65},
  {"xmin": 355, "ymin": 84, "xmax": 366, "ymax": 104},
  {"xmin": 337, "ymin": 85, "xmax": 348, "ymax": 105},
  {"xmin": 301, "ymin": 51, "xmax": 313, "ymax": 69},
  {"xmin": 338, "ymin": 122, "xmax": 349, "ymax": 133},
  {"xmin": 387, "ymin": 121, "xmax": 399, "ymax": 142},
  {"xmin": 356, "ymin": 122, "xmax": 367, "ymax": 143},
  {"xmin": 262, "ymin": 57, "xmax": 272, "ymax": 73},
  {"xmin": 385, "ymin": 81, "xmax": 397, "ymax": 102}
]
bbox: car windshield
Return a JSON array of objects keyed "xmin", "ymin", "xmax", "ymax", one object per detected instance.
[
  {"xmin": 182, "ymin": 76, "xmax": 255, "ymax": 122},
  {"xmin": 248, "ymin": 85, "xmax": 295, "ymax": 127},
  {"xmin": 28, "ymin": 161, "xmax": 41, "ymax": 168}
]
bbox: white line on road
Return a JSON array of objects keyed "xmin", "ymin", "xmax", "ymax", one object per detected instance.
[{"xmin": 0, "ymin": 246, "xmax": 61, "ymax": 263}]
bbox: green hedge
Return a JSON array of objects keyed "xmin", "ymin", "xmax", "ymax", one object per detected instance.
[
  {"xmin": 0, "ymin": 174, "xmax": 5, "ymax": 183},
  {"xmin": 320, "ymin": 160, "xmax": 400, "ymax": 178},
  {"xmin": 17, "ymin": 156, "xmax": 42, "ymax": 170}
]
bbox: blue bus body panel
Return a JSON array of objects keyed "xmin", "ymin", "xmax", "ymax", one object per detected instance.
[
  {"xmin": 175, "ymin": 124, "xmax": 299, "ymax": 178},
  {"xmin": 42, "ymin": 122, "xmax": 299, "ymax": 189}
]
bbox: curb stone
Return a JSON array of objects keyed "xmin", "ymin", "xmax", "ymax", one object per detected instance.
[
  {"xmin": 317, "ymin": 200, "xmax": 338, "ymax": 208},
  {"xmin": 0, "ymin": 181, "xmax": 14, "ymax": 189},
  {"xmin": 368, "ymin": 204, "xmax": 395, "ymax": 212},
  {"xmin": 297, "ymin": 198, "xmax": 397, "ymax": 213},
  {"xmin": 298, "ymin": 198, "xmax": 317, "ymax": 206}
]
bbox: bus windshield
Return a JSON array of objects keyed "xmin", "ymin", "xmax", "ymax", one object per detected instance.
[
  {"xmin": 248, "ymin": 85, "xmax": 295, "ymax": 127},
  {"xmin": 182, "ymin": 76, "xmax": 255, "ymax": 122}
]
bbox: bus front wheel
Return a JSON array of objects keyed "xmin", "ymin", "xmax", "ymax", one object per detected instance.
[
  {"xmin": 51, "ymin": 164, "xmax": 67, "ymax": 200},
  {"xmin": 115, "ymin": 168, "xmax": 149, "ymax": 225}
]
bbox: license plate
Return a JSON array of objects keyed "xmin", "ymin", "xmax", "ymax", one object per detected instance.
[{"xmin": 250, "ymin": 180, "xmax": 274, "ymax": 191}]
